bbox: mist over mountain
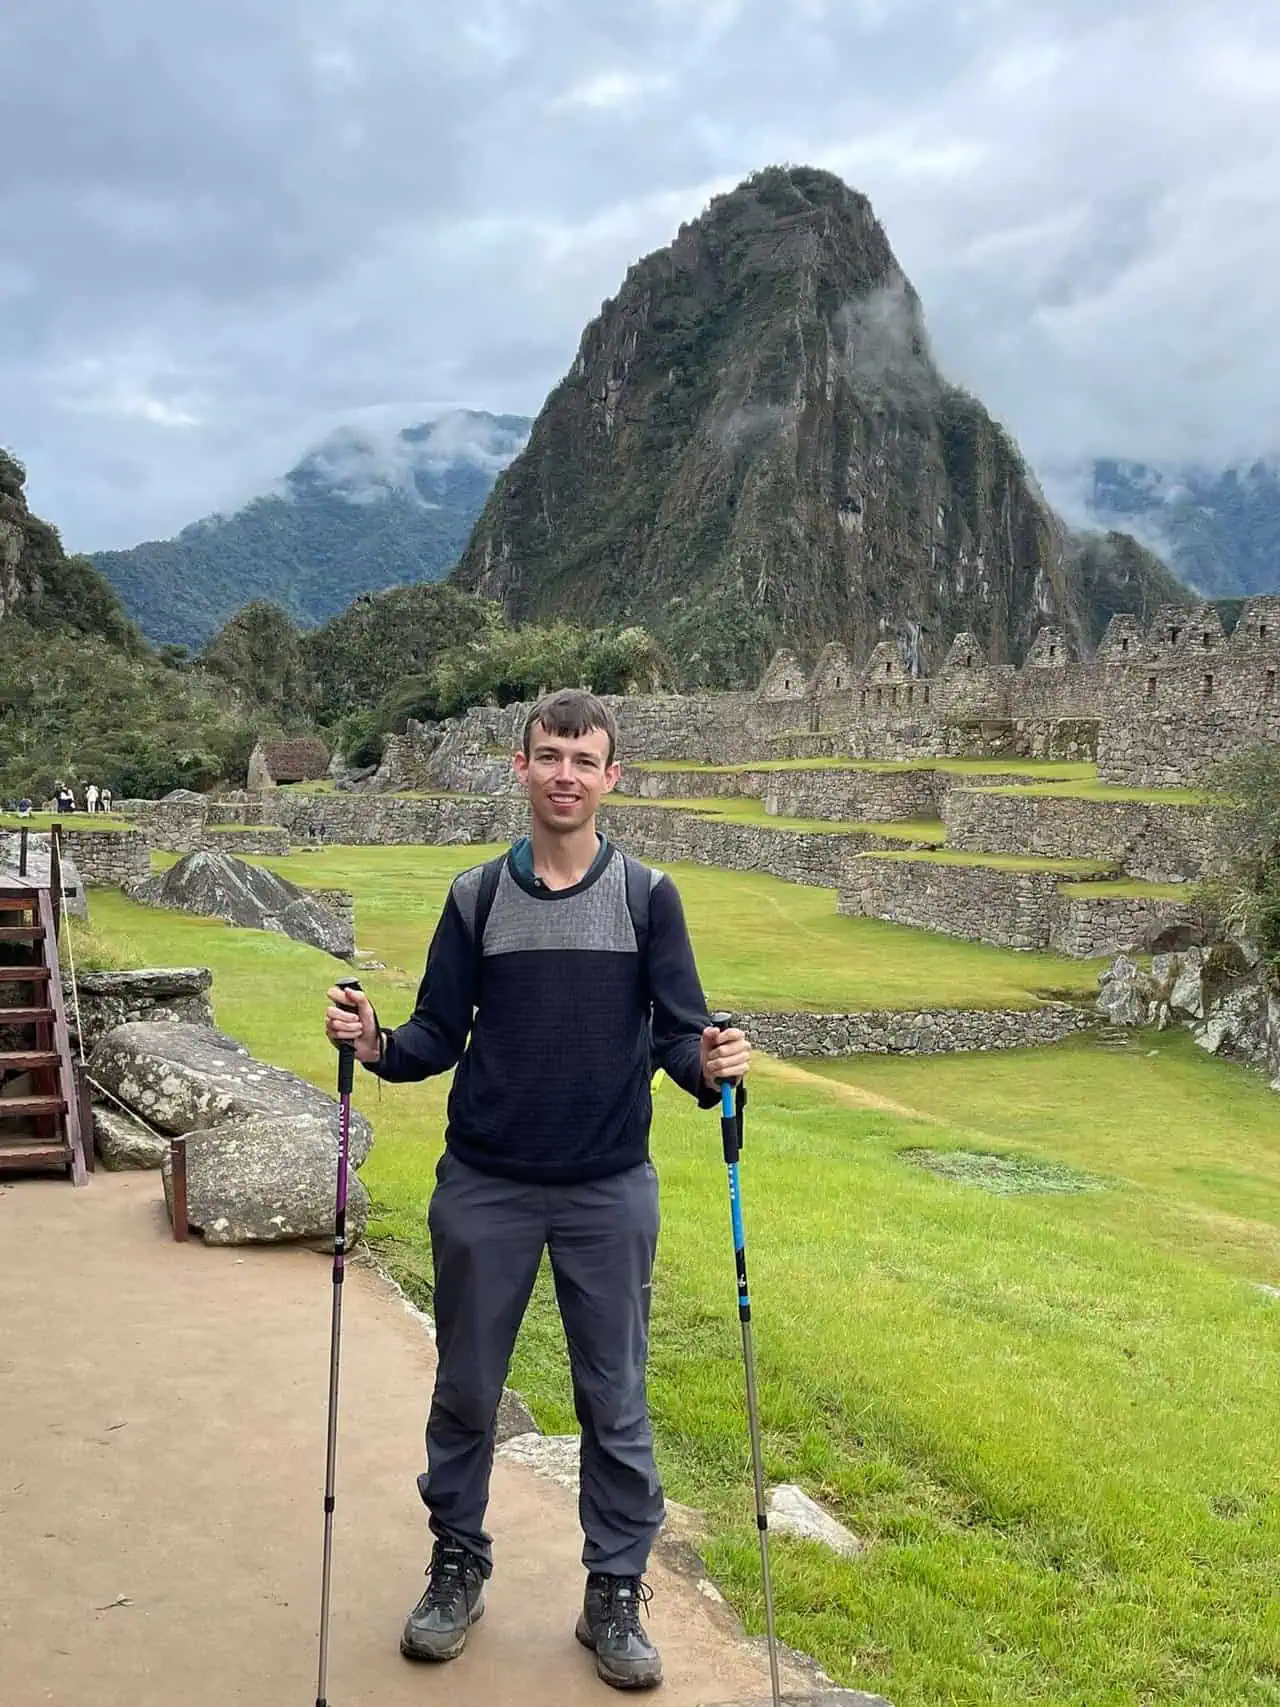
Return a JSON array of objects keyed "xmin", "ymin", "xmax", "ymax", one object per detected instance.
[
  {"xmin": 1085, "ymin": 459, "xmax": 1280, "ymax": 602},
  {"xmin": 92, "ymin": 410, "xmax": 531, "ymax": 648}
]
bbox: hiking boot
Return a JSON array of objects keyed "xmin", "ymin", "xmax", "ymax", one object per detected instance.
[
  {"xmin": 400, "ymin": 1539, "xmax": 485, "ymax": 1662},
  {"xmin": 575, "ymin": 1572, "xmax": 663, "ymax": 1690}
]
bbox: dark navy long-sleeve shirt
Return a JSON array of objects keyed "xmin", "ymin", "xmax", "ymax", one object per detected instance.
[{"xmin": 364, "ymin": 840, "xmax": 719, "ymax": 1182}]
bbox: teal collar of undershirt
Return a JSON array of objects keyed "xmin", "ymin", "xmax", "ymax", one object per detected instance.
[{"xmin": 510, "ymin": 831, "xmax": 610, "ymax": 890}]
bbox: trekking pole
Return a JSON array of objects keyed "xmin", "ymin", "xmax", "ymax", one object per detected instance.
[
  {"xmin": 316, "ymin": 977, "xmax": 362, "ymax": 1707},
  {"xmin": 709, "ymin": 1010, "xmax": 782, "ymax": 1707}
]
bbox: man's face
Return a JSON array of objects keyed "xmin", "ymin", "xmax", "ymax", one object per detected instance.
[{"xmin": 514, "ymin": 723, "xmax": 620, "ymax": 833}]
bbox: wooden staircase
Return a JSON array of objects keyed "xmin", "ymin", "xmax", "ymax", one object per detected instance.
[{"xmin": 0, "ymin": 829, "xmax": 91, "ymax": 1185}]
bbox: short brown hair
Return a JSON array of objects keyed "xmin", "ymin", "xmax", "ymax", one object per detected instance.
[{"xmin": 522, "ymin": 689, "xmax": 619, "ymax": 765}]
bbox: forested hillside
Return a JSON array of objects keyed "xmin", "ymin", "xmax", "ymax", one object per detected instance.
[{"xmin": 92, "ymin": 411, "xmax": 531, "ymax": 647}]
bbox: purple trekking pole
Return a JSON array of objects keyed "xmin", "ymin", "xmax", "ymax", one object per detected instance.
[{"xmin": 316, "ymin": 976, "xmax": 362, "ymax": 1707}]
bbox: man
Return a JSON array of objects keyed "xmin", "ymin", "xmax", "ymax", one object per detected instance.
[{"xmin": 325, "ymin": 688, "xmax": 750, "ymax": 1691}]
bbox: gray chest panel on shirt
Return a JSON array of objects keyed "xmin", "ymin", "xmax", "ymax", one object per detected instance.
[{"xmin": 455, "ymin": 857, "xmax": 640, "ymax": 956}]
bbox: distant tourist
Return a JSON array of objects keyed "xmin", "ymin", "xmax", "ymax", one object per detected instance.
[
  {"xmin": 85, "ymin": 782, "xmax": 100, "ymax": 814},
  {"xmin": 100, "ymin": 785, "xmax": 113, "ymax": 813},
  {"xmin": 16, "ymin": 798, "xmax": 31, "ymax": 818}
]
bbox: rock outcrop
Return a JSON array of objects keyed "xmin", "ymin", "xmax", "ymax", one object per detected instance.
[
  {"xmin": 455, "ymin": 165, "xmax": 1187, "ymax": 685},
  {"xmin": 88, "ymin": 1021, "xmax": 372, "ymax": 1163},
  {"xmin": 88, "ymin": 1020, "xmax": 371, "ymax": 1243},
  {"xmin": 766, "ymin": 1484, "xmax": 864, "ymax": 1557},
  {"xmin": 161, "ymin": 1113, "xmax": 369, "ymax": 1247},
  {"xmin": 132, "ymin": 850, "xmax": 355, "ymax": 959},
  {"xmin": 1096, "ymin": 942, "xmax": 1280, "ymax": 1086}
]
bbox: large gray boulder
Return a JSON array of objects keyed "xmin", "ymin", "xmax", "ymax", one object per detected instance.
[
  {"xmin": 132, "ymin": 849, "xmax": 354, "ymax": 959},
  {"xmin": 161, "ymin": 1113, "xmax": 368, "ymax": 1246},
  {"xmin": 88, "ymin": 1020, "xmax": 372, "ymax": 1165}
]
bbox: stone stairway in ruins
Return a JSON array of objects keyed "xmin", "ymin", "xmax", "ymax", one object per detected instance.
[{"xmin": 0, "ymin": 830, "xmax": 91, "ymax": 1185}]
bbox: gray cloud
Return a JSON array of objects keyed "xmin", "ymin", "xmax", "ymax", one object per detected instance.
[{"xmin": 2, "ymin": 0, "xmax": 1277, "ymax": 549}]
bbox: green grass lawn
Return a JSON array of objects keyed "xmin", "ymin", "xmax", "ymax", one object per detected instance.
[
  {"xmin": 155, "ymin": 845, "xmax": 1102, "ymax": 1011},
  {"xmin": 68, "ymin": 880, "xmax": 1280, "ymax": 1706},
  {"xmin": 803, "ymin": 1032, "xmax": 1280, "ymax": 1282}
]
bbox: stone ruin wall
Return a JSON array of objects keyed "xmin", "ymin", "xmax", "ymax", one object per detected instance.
[
  {"xmin": 748, "ymin": 599, "xmax": 1280, "ymax": 785},
  {"xmin": 839, "ymin": 857, "xmax": 1195, "ymax": 958},
  {"xmin": 61, "ymin": 827, "xmax": 152, "ymax": 888},
  {"xmin": 941, "ymin": 790, "xmax": 1213, "ymax": 883},
  {"xmin": 741, "ymin": 1002, "xmax": 1091, "ymax": 1058},
  {"xmin": 366, "ymin": 597, "xmax": 1280, "ymax": 796}
]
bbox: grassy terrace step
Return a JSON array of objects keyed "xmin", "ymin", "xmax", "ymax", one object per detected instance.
[
  {"xmin": 630, "ymin": 757, "xmax": 1097, "ymax": 779},
  {"xmin": 964, "ymin": 779, "xmax": 1213, "ymax": 805},
  {"xmin": 1058, "ymin": 878, "xmax": 1196, "ymax": 900},
  {"xmin": 275, "ymin": 786, "xmax": 472, "ymax": 800},
  {"xmin": 856, "ymin": 848, "xmax": 1114, "ymax": 876},
  {"xmin": 606, "ymin": 797, "xmax": 946, "ymax": 839},
  {"xmin": 0, "ymin": 813, "xmax": 132, "ymax": 833}
]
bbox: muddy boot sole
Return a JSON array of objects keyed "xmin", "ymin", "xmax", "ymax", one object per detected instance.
[
  {"xmin": 575, "ymin": 1615, "xmax": 664, "ymax": 1690},
  {"xmin": 401, "ymin": 1595, "xmax": 485, "ymax": 1662}
]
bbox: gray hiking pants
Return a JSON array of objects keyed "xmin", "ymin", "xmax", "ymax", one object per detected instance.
[{"xmin": 420, "ymin": 1149, "xmax": 664, "ymax": 1578}]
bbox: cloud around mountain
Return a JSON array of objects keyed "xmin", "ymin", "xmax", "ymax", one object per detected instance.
[{"xmin": 89, "ymin": 411, "xmax": 530, "ymax": 647}]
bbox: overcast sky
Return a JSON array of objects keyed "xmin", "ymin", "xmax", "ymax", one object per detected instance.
[{"xmin": 3, "ymin": 0, "xmax": 1278, "ymax": 551}]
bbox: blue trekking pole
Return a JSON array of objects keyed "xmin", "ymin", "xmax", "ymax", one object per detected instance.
[{"xmin": 710, "ymin": 1011, "xmax": 782, "ymax": 1707}]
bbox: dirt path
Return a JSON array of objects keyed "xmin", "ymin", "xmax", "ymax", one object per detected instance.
[{"xmin": 0, "ymin": 1171, "xmax": 874, "ymax": 1707}]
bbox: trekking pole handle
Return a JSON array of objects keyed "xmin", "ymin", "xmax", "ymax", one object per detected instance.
[
  {"xmin": 709, "ymin": 1010, "xmax": 743, "ymax": 1164},
  {"xmin": 334, "ymin": 978, "xmax": 363, "ymax": 1097}
]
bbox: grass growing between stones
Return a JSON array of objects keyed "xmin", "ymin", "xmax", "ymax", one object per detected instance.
[{"xmin": 67, "ymin": 885, "xmax": 1280, "ymax": 1704}]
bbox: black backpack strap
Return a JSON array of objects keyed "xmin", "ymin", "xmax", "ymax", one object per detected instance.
[
  {"xmin": 470, "ymin": 854, "xmax": 505, "ymax": 999},
  {"xmin": 622, "ymin": 854, "xmax": 653, "ymax": 969}
]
